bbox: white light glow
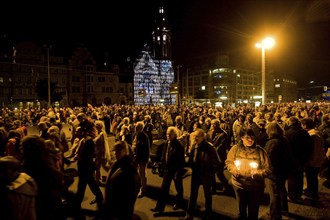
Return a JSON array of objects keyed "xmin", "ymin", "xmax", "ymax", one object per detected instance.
[
  {"xmin": 249, "ymin": 162, "xmax": 258, "ymax": 169},
  {"xmin": 234, "ymin": 160, "xmax": 241, "ymax": 169},
  {"xmin": 256, "ymin": 37, "xmax": 275, "ymax": 49}
]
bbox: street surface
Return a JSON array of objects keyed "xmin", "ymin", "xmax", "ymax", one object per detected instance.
[{"xmin": 27, "ymin": 125, "xmax": 330, "ymax": 220}]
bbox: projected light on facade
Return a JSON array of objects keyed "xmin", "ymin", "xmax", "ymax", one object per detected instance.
[{"xmin": 133, "ymin": 46, "xmax": 175, "ymax": 105}]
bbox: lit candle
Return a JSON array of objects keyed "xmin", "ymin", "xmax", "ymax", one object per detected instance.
[
  {"xmin": 234, "ymin": 160, "xmax": 241, "ymax": 170},
  {"xmin": 249, "ymin": 162, "xmax": 258, "ymax": 169}
]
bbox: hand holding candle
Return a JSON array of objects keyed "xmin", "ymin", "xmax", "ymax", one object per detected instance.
[
  {"xmin": 233, "ymin": 160, "xmax": 241, "ymax": 177},
  {"xmin": 249, "ymin": 161, "xmax": 259, "ymax": 179}
]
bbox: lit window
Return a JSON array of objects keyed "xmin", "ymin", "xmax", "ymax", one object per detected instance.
[
  {"xmin": 157, "ymin": 36, "xmax": 160, "ymax": 41},
  {"xmin": 310, "ymin": 81, "xmax": 314, "ymax": 84},
  {"xmin": 237, "ymin": 74, "xmax": 240, "ymax": 77},
  {"xmin": 163, "ymin": 35, "xmax": 166, "ymax": 41},
  {"xmin": 275, "ymin": 84, "xmax": 280, "ymax": 88},
  {"xmin": 201, "ymin": 86, "xmax": 205, "ymax": 90},
  {"xmin": 0, "ymin": 77, "xmax": 3, "ymax": 83}
]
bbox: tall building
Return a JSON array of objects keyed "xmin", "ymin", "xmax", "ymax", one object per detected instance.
[
  {"xmin": 133, "ymin": 3, "xmax": 175, "ymax": 105},
  {"xmin": 273, "ymin": 77, "xmax": 298, "ymax": 102},
  {"xmin": 181, "ymin": 55, "xmax": 263, "ymax": 106}
]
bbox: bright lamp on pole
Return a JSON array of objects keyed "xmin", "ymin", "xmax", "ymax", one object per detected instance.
[{"xmin": 256, "ymin": 37, "xmax": 275, "ymax": 105}]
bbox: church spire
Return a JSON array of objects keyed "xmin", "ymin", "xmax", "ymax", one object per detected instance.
[{"xmin": 152, "ymin": 1, "xmax": 172, "ymax": 60}]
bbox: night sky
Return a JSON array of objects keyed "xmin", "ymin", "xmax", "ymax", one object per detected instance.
[{"xmin": 1, "ymin": 0, "xmax": 330, "ymax": 86}]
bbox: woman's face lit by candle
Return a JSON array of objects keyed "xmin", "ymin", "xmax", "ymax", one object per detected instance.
[{"xmin": 242, "ymin": 135, "xmax": 255, "ymax": 147}]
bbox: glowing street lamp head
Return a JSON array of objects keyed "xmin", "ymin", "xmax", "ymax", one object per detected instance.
[
  {"xmin": 263, "ymin": 37, "xmax": 275, "ymax": 49},
  {"xmin": 255, "ymin": 37, "xmax": 275, "ymax": 49}
]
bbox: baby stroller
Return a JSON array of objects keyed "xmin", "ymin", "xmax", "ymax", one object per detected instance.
[{"xmin": 149, "ymin": 138, "xmax": 165, "ymax": 176}]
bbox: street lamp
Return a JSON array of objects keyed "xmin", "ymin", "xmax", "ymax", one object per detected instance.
[
  {"xmin": 256, "ymin": 37, "xmax": 275, "ymax": 105},
  {"xmin": 43, "ymin": 45, "xmax": 52, "ymax": 107},
  {"xmin": 176, "ymin": 65, "xmax": 182, "ymax": 106},
  {"xmin": 47, "ymin": 47, "xmax": 51, "ymax": 107}
]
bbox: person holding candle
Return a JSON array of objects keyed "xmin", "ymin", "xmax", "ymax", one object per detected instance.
[{"xmin": 225, "ymin": 128, "xmax": 272, "ymax": 220}]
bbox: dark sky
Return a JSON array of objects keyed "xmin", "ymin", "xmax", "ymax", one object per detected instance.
[{"xmin": 2, "ymin": 0, "xmax": 330, "ymax": 85}]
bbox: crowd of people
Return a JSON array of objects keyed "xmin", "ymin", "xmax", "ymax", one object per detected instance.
[{"xmin": 0, "ymin": 101, "xmax": 330, "ymax": 220}]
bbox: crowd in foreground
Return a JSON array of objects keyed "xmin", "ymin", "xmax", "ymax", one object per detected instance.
[{"xmin": 0, "ymin": 102, "xmax": 330, "ymax": 220}]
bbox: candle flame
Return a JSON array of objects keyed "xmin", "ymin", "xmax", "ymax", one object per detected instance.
[
  {"xmin": 249, "ymin": 162, "xmax": 258, "ymax": 169},
  {"xmin": 234, "ymin": 160, "xmax": 241, "ymax": 167}
]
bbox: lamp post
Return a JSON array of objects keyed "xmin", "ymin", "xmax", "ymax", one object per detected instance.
[
  {"xmin": 256, "ymin": 37, "xmax": 275, "ymax": 105},
  {"xmin": 44, "ymin": 45, "xmax": 52, "ymax": 107},
  {"xmin": 176, "ymin": 65, "xmax": 182, "ymax": 106},
  {"xmin": 47, "ymin": 47, "xmax": 51, "ymax": 107}
]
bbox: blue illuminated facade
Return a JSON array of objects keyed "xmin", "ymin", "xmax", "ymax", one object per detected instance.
[
  {"xmin": 133, "ymin": 3, "xmax": 175, "ymax": 105},
  {"xmin": 134, "ymin": 46, "xmax": 175, "ymax": 105}
]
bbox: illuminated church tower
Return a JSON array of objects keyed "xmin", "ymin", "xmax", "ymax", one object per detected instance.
[
  {"xmin": 152, "ymin": 4, "xmax": 172, "ymax": 60},
  {"xmin": 133, "ymin": 2, "xmax": 175, "ymax": 105}
]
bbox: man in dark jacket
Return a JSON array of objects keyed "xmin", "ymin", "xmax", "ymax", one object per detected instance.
[
  {"xmin": 284, "ymin": 116, "xmax": 313, "ymax": 203},
  {"xmin": 75, "ymin": 121, "xmax": 104, "ymax": 215},
  {"xmin": 265, "ymin": 122, "xmax": 291, "ymax": 218},
  {"xmin": 132, "ymin": 121, "xmax": 150, "ymax": 198},
  {"xmin": 151, "ymin": 126, "xmax": 185, "ymax": 213},
  {"xmin": 208, "ymin": 119, "xmax": 230, "ymax": 193},
  {"xmin": 143, "ymin": 115, "xmax": 154, "ymax": 147},
  {"xmin": 252, "ymin": 119, "xmax": 268, "ymax": 148},
  {"xmin": 103, "ymin": 141, "xmax": 141, "ymax": 220},
  {"xmin": 185, "ymin": 128, "xmax": 221, "ymax": 220}
]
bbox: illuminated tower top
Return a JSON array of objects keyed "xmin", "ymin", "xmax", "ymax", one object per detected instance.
[{"xmin": 152, "ymin": 2, "xmax": 172, "ymax": 60}]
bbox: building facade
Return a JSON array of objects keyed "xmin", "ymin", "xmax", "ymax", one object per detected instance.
[
  {"xmin": 273, "ymin": 77, "xmax": 298, "ymax": 103},
  {"xmin": 297, "ymin": 81, "xmax": 329, "ymax": 102},
  {"xmin": 0, "ymin": 42, "xmax": 131, "ymax": 108},
  {"xmin": 180, "ymin": 55, "xmax": 298, "ymax": 106},
  {"xmin": 181, "ymin": 63, "xmax": 262, "ymax": 106}
]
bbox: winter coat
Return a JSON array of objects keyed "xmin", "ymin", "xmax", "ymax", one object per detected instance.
[
  {"xmin": 103, "ymin": 156, "xmax": 141, "ymax": 220},
  {"xmin": 0, "ymin": 173, "xmax": 38, "ymax": 220},
  {"xmin": 307, "ymin": 129, "xmax": 326, "ymax": 168},
  {"xmin": 188, "ymin": 140, "xmax": 221, "ymax": 183},
  {"xmin": 264, "ymin": 136, "xmax": 292, "ymax": 179},
  {"xmin": 77, "ymin": 137, "xmax": 96, "ymax": 172},
  {"xmin": 285, "ymin": 125, "xmax": 313, "ymax": 166},
  {"xmin": 161, "ymin": 138, "xmax": 185, "ymax": 176},
  {"xmin": 132, "ymin": 131, "xmax": 150, "ymax": 164},
  {"xmin": 226, "ymin": 142, "xmax": 272, "ymax": 191}
]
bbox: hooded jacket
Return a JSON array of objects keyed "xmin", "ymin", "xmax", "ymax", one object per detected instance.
[{"xmin": 1, "ymin": 173, "xmax": 38, "ymax": 220}]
